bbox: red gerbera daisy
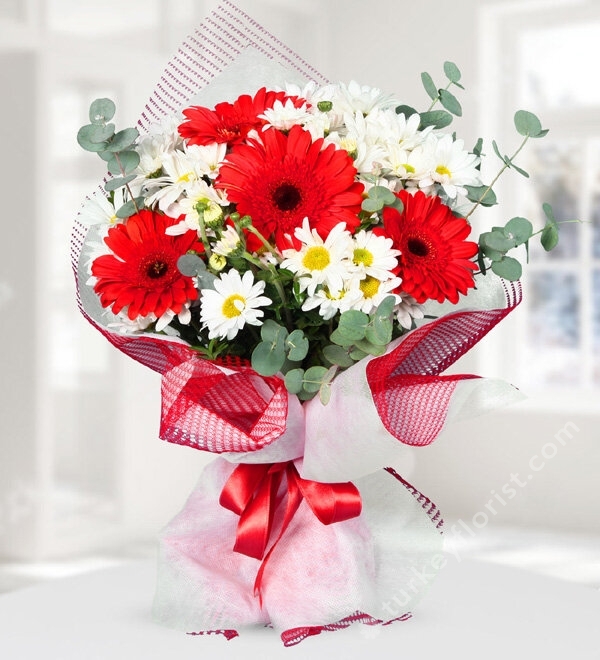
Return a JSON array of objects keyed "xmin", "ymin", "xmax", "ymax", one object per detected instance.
[
  {"xmin": 178, "ymin": 87, "xmax": 304, "ymax": 147},
  {"xmin": 91, "ymin": 210, "xmax": 201, "ymax": 321},
  {"xmin": 215, "ymin": 125, "xmax": 364, "ymax": 252},
  {"xmin": 382, "ymin": 190, "xmax": 478, "ymax": 304}
]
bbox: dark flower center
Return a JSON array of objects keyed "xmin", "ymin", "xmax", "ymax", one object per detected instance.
[
  {"xmin": 146, "ymin": 260, "xmax": 169, "ymax": 279},
  {"xmin": 272, "ymin": 183, "xmax": 302, "ymax": 212},
  {"xmin": 407, "ymin": 237, "xmax": 430, "ymax": 258}
]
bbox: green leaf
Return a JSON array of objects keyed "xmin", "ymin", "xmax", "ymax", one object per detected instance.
[
  {"xmin": 395, "ymin": 104, "xmax": 418, "ymax": 118},
  {"xmin": 480, "ymin": 244, "xmax": 505, "ymax": 261},
  {"xmin": 504, "ymin": 217, "xmax": 533, "ymax": 244},
  {"xmin": 330, "ymin": 329, "xmax": 355, "ymax": 347},
  {"xmin": 337, "ymin": 310, "xmax": 369, "ymax": 341},
  {"xmin": 473, "ymin": 137, "xmax": 483, "ymax": 158},
  {"xmin": 368, "ymin": 186, "xmax": 396, "ymax": 205},
  {"xmin": 115, "ymin": 197, "xmax": 145, "ymax": 219},
  {"xmin": 492, "ymin": 140, "xmax": 509, "ymax": 165},
  {"xmin": 319, "ymin": 383, "xmax": 332, "ymax": 406},
  {"xmin": 421, "ymin": 71, "xmax": 438, "ymax": 100},
  {"xmin": 303, "ymin": 366, "xmax": 329, "ymax": 393},
  {"xmin": 353, "ymin": 338, "xmax": 386, "ymax": 357},
  {"xmin": 261, "ymin": 319, "xmax": 288, "ymax": 343},
  {"xmin": 465, "ymin": 185, "xmax": 497, "ymax": 207},
  {"xmin": 509, "ymin": 162, "xmax": 530, "ymax": 178},
  {"xmin": 107, "ymin": 150, "xmax": 140, "ymax": 176},
  {"xmin": 490, "ymin": 256, "xmax": 522, "ymax": 281},
  {"xmin": 196, "ymin": 271, "xmax": 217, "ymax": 290},
  {"xmin": 89, "ymin": 98, "xmax": 116, "ymax": 124},
  {"xmin": 439, "ymin": 89, "xmax": 462, "ymax": 116},
  {"xmin": 323, "ymin": 344, "xmax": 355, "ymax": 368},
  {"xmin": 284, "ymin": 368, "xmax": 304, "ymax": 394},
  {"xmin": 477, "ymin": 249, "xmax": 487, "ymax": 275},
  {"xmin": 535, "ymin": 128, "xmax": 550, "ymax": 139},
  {"xmin": 514, "ymin": 110, "xmax": 543, "ymax": 137},
  {"xmin": 177, "ymin": 253, "xmax": 205, "ymax": 276},
  {"xmin": 104, "ymin": 174, "xmax": 136, "ymax": 192},
  {"xmin": 77, "ymin": 125, "xmax": 109, "ymax": 152},
  {"xmin": 285, "ymin": 329, "xmax": 309, "ymax": 362},
  {"xmin": 361, "ymin": 198, "xmax": 382, "ymax": 213},
  {"xmin": 480, "ymin": 230, "xmax": 515, "ymax": 252},
  {"xmin": 443, "ymin": 61, "xmax": 462, "ymax": 83},
  {"xmin": 251, "ymin": 340, "xmax": 286, "ymax": 376},
  {"xmin": 105, "ymin": 127, "xmax": 139, "ymax": 153},
  {"xmin": 365, "ymin": 318, "xmax": 392, "ymax": 346},
  {"xmin": 419, "ymin": 110, "xmax": 453, "ymax": 130},
  {"xmin": 540, "ymin": 222, "xmax": 559, "ymax": 251},
  {"xmin": 88, "ymin": 123, "xmax": 115, "ymax": 143},
  {"xmin": 542, "ymin": 203, "xmax": 556, "ymax": 223},
  {"xmin": 349, "ymin": 347, "xmax": 368, "ymax": 361}
]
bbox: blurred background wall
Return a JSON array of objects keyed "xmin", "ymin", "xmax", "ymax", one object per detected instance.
[{"xmin": 0, "ymin": 0, "xmax": 598, "ymax": 581}]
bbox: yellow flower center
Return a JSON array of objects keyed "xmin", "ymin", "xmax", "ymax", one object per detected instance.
[
  {"xmin": 324, "ymin": 286, "xmax": 344, "ymax": 301},
  {"xmin": 177, "ymin": 171, "xmax": 195, "ymax": 184},
  {"xmin": 435, "ymin": 164, "xmax": 452, "ymax": 177},
  {"xmin": 302, "ymin": 246, "xmax": 330, "ymax": 271},
  {"xmin": 359, "ymin": 276, "xmax": 380, "ymax": 299},
  {"xmin": 353, "ymin": 247, "xmax": 374, "ymax": 267},
  {"xmin": 402, "ymin": 163, "xmax": 415, "ymax": 174},
  {"xmin": 222, "ymin": 293, "xmax": 246, "ymax": 318}
]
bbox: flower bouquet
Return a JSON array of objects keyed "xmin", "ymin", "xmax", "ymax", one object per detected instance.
[{"xmin": 72, "ymin": 0, "xmax": 560, "ymax": 646}]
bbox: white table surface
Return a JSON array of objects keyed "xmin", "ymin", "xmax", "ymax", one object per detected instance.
[{"xmin": 0, "ymin": 558, "xmax": 598, "ymax": 660}]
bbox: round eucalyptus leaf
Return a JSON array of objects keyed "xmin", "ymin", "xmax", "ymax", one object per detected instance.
[
  {"xmin": 89, "ymin": 98, "xmax": 116, "ymax": 124},
  {"xmin": 251, "ymin": 340, "xmax": 286, "ymax": 376},
  {"xmin": 490, "ymin": 256, "xmax": 522, "ymax": 281},
  {"xmin": 514, "ymin": 110, "xmax": 542, "ymax": 137}
]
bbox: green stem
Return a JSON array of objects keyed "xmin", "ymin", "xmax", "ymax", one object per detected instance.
[
  {"xmin": 427, "ymin": 80, "xmax": 453, "ymax": 112},
  {"xmin": 114, "ymin": 152, "xmax": 140, "ymax": 214},
  {"xmin": 197, "ymin": 212, "xmax": 213, "ymax": 259},
  {"xmin": 464, "ymin": 135, "xmax": 530, "ymax": 221},
  {"xmin": 245, "ymin": 226, "xmax": 283, "ymax": 263}
]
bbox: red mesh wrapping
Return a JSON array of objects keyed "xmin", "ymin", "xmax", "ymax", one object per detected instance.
[{"xmin": 366, "ymin": 281, "xmax": 521, "ymax": 446}]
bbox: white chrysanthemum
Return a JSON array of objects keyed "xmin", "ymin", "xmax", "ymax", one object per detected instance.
[
  {"xmin": 185, "ymin": 142, "xmax": 228, "ymax": 180},
  {"xmin": 259, "ymin": 99, "xmax": 312, "ymax": 131},
  {"xmin": 107, "ymin": 304, "xmax": 191, "ymax": 334},
  {"xmin": 349, "ymin": 275, "xmax": 401, "ymax": 315},
  {"xmin": 366, "ymin": 108, "xmax": 427, "ymax": 152},
  {"xmin": 326, "ymin": 111, "xmax": 388, "ymax": 175},
  {"xmin": 350, "ymin": 230, "xmax": 400, "ymax": 281},
  {"xmin": 384, "ymin": 143, "xmax": 434, "ymax": 184},
  {"xmin": 78, "ymin": 188, "xmax": 126, "ymax": 226},
  {"xmin": 144, "ymin": 148, "xmax": 210, "ymax": 214},
  {"xmin": 395, "ymin": 292, "xmax": 424, "ymax": 330},
  {"xmin": 165, "ymin": 180, "xmax": 228, "ymax": 236},
  {"xmin": 213, "ymin": 225, "xmax": 242, "ymax": 256},
  {"xmin": 419, "ymin": 134, "xmax": 481, "ymax": 199},
  {"xmin": 337, "ymin": 80, "xmax": 399, "ymax": 116},
  {"xmin": 281, "ymin": 220, "xmax": 354, "ymax": 297},
  {"xmin": 200, "ymin": 270, "xmax": 272, "ymax": 340},
  {"xmin": 301, "ymin": 284, "xmax": 363, "ymax": 321}
]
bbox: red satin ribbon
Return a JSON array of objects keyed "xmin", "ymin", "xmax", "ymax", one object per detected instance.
[{"xmin": 219, "ymin": 461, "xmax": 362, "ymax": 602}]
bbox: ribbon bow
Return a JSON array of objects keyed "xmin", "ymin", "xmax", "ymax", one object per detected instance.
[{"xmin": 219, "ymin": 461, "xmax": 362, "ymax": 601}]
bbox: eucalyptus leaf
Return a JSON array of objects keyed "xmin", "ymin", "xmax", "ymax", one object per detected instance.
[
  {"xmin": 439, "ymin": 89, "xmax": 462, "ymax": 116},
  {"xmin": 361, "ymin": 198, "xmax": 383, "ymax": 213},
  {"xmin": 323, "ymin": 344, "xmax": 355, "ymax": 368},
  {"xmin": 77, "ymin": 125, "xmax": 108, "ymax": 152},
  {"xmin": 492, "ymin": 140, "xmax": 508, "ymax": 164},
  {"xmin": 480, "ymin": 230, "xmax": 515, "ymax": 252},
  {"xmin": 421, "ymin": 71, "xmax": 438, "ymax": 100},
  {"xmin": 443, "ymin": 61, "xmax": 462, "ymax": 83},
  {"xmin": 89, "ymin": 98, "xmax": 116, "ymax": 124},
  {"xmin": 284, "ymin": 368, "xmax": 304, "ymax": 394},
  {"xmin": 89, "ymin": 123, "xmax": 115, "ymax": 143},
  {"xmin": 303, "ymin": 366, "xmax": 329, "ymax": 393},
  {"xmin": 105, "ymin": 127, "xmax": 140, "ymax": 153},
  {"xmin": 473, "ymin": 137, "xmax": 483, "ymax": 158},
  {"xmin": 353, "ymin": 338, "xmax": 386, "ymax": 357},
  {"xmin": 104, "ymin": 174, "xmax": 136, "ymax": 192},
  {"xmin": 395, "ymin": 104, "xmax": 418, "ymax": 118},
  {"xmin": 319, "ymin": 383, "xmax": 332, "ymax": 406},
  {"xmin": 286, "ymin": 329, "xmax": 309, "ymax": 362},
  {"xmin": 107, "ymin": 150, "xmax": 140, "ymax": 176},
  {"xmin": 349, "ymin": 347, "xmax": 368, "ymax": 361},
  {"xmin": 490, "ymin": 256, "xmax": 522, "ymax": 280},
  {"xmin": 540, "ymin": 222, "xmax": 559, "ymax": 251},
  {"xmin": 477, "ymin": 250, "xmax": 487, "ymax": 275},
  {"xmin": 177, "ymin": 253, "xmax": 206, "ymax": 276},
  {"xmin": 330, "ymin": 329, "xmax": 355, "ymax": 347},
  {"xmin": 465, "ymin": 185, "xmax": 497, "ymax": 207},
  {"xmin": 514, "ymin": 110, "xmax": 542, "ymax": 137},
  {"xmin": 365, "ymin": 318, "xmax": 393, "ymax": 346},
  {"xmin": 251, "ymin": 340, "xmax": 286, "ymax": 376},
  {"xmin": 261, "ymin": 319, "xmax": 288, "ymax": 343},
  {"xmin": 196, "ymin": 271, "xmax": 217, "ymax": 290},
  {"xmin": 504, "ymin": 216, "xmax": 533, "ymax": 244},
  {"xmin": 115, "ymin": 197, "xmax": 145, "ymax": 219},
  {"xmin": 542, "ymin": 203, "xmax": 556, "ymax": 222},
  {"xmin": 419, "ymin": 110, "xmax": 453, "ymax": 130},
  {"xmin": 510, "ymin": 162, "xmax": 530, "ymax": 178},
  {"xmin": 337, "ymin": 310, "xmax": 369, "ymax": 341},
  {"xmin": 368, "ymin": 186, "xmax": 396, "ymax": 205}
]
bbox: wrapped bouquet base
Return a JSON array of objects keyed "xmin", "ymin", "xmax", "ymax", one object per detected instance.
[{"xmin": 153, "ymin": 459, "xmax": 442, "ymax": 645}]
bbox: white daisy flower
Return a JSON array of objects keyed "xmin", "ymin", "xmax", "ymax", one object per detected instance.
[
  {"xmin": 281, "ymin": 219, "xmax": 354, "ymax": 297},
  {"xmin": 395, "ymin": 292, "xmax": 424, "ymax": 330},
  {"xmin": 200, "ymin": 270, "xmax": 272, "ymax": 340},
  {"xmin": 420, "ymin": 134, "xmax": 481, "ymax": 199},
  {"xmin": 350, "ymin": 230, "xmax": 400, "ymax": 281},
  {"xmin": 366, "ymin": 108, "xmax": 427, "ymax": 152},
  {"xmin": 77, "ymin": 188, "xmax": 126, "ymax": 226},
  {"xmin": 384, "ymin": 143, "xmax": 434, "ymax": 184},
  {"xmin": 336, "ymin": 81, "xmax": 399, "ymax": 116},
  {"xmin": 302, "ymin": 284, "xmax": 363, "ymax": 321},
  {"xmin": 349, "ymin": 275, "xmax": 402, "ymax": 315},
  {"xmin": 213, "ymin": 225, "xmax": 242, "ymax": 256},
  {"xmin": 259, "ymin": 99, "xmax": 312, "ymax": 131},
  {"xmin": 165, "ymin": 180, "xmax": 228, "ymax": 236}
]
